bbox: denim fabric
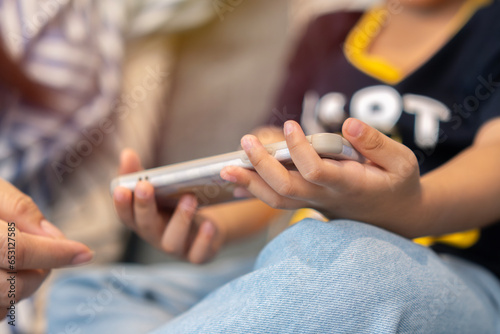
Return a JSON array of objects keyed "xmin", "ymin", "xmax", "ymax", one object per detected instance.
[
  {"xmin": 46, "ymin": 258, "xmax": 255, "ymax": 333},
  {"xmin": 47, "ymin": 219, "xmax": 500, "ymax": 333}
]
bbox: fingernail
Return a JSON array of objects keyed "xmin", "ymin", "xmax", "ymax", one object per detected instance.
[
  {"xmin": 233, "ymin": 187, "xmax": 251, "ymax": 198},
  {"xmin": 40, "ymin": 220, "xmax": 65, "ymax": 239},
  {"xmin": 220, "ymin": 168, "xmax": 237, "ymax": 183},
  {"xmin": 113, "ymin": 187, "xmax": 127, "ymax": 202},
  {"xmin": 345, "ymin": 118, "xmax": 363, "ymax": 138},
  {"xmin": 71, "ymin": 251, "xmax": 95, "ymax": 266},
  {"xmin": 180, "ymin": 195, "xmax": 197, "ymax": 211},
  {"xmin": 284, "ymin": 121, "xmax": 295, "ymax": 136},
  {"xmin": 135, "ymin": 182, "xmax": 149, "ymax": 200},
  {"xmin": 201, "ymin": 221, "xmax": 215, "ymax": 238},
  {"xmin": 241, "ymin": 136, "xmax": 254, "ymax": 151}
]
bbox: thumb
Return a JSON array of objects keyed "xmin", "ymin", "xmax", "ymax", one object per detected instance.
[
  {"xmin": 119, "ymin": 148, "xmax": 144, "ymax": 175},
  {"xmin": 14, "ymin": 229, "xmax": 94, "ymax": 269},
  {"xmin": 342, "ymin": 118, "xmax": 414, "ymax": 172}
]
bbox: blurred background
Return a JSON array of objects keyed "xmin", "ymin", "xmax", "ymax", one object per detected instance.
[
  {"xmin": 1, "ymin": 0, "xmax": 377, "ymax": 331},
  {"xmin": 50, "ymin": 0, "xmax": 374, "ymax": 265}
]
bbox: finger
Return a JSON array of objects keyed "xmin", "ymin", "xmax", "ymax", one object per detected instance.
[
  {"xmin": 133, "ymin": 181, "xmax": 167, "ymax": 245},
  {"xmin": 283, "ymin": 121, "xmax": 344, "ymax": 186},
  {"xmin": 161, "ymin": 194, "xmax": 198, "ymax": 257},
  {"xmin": 38, "ymin": 220, "xmax": 65, "ymax": 239},
  {"xmin": 187, "ymin": 220, "xmax": 217, "ymax": 264},
  {"xmin": 0, "ymin": 228, "xmax": 93, "ymax": 270},
  {"xmin": 119, "ymin": 148, "xmax": 143, "ymax": 175},
  {"xmin": 342, "ymin": 118, "xmax": 417, "ymax": 174},
  {"xmin": 251, "ymin": 126, "xmax": 285, "ymax": 145},
  {"xmin": 0, "ymin": 179, "xmax": 55, "ymax": 238},
  {"xmin": 221, "ymin": 166, "xmax": 305, "ymax": 209},
  {"xmin": 233, "ymin": 186, "xmax": 255, "ymax": 199},
  {"xmin": 113, "ymin": 186, "xmax": 136, "ymax": 230},
  {"xmin": 241, "ymin": 135, "xmax": 313, "ymax": 199},
  {"xmin": 0, "ymin": 269, "xmax": 49, "ymax": 307}
]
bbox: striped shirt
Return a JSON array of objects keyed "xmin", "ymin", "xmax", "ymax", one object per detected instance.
[{"xmin": 0, "ymin": 0, "xmax": 213, "ymax": 210}]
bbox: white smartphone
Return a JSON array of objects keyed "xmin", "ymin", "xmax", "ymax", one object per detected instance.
[{"xmin": 110, "ymin": 133, "xmax": 364, "ymax": 208}]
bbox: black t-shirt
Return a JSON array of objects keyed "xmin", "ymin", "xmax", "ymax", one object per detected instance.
[{"xmin": 269, "ymin": 1, "xmax": 500, "ymax": 278}]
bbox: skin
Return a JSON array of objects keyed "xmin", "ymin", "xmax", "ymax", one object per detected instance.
[
  {"xmin": 115, "ymin": 116, "xmax": 500, "ymax": 262},
  {"xmin": 0, "ymin": 44, "xmax": 94, "ymax": 319},
  {"xmin": 369, "ymin": 0, "xmax": 467, "ymax": 76},
  {"xmin": 397, "ymin": 0, "xmax": 464, "ymax": 10},
  {"xmin": 113, "ymin": 0, "xmax": 500, "ymax": 261},
  {"xmin": 113, "ymin": 127, "xmax": 284, "ymax": 264},
  {"xmin": 0, "ymin": 179, "xmax": 93, "ymax": 319},
  {"xmin": 221, "ymin": 118, "xmax": 500, "ymax": 239}
]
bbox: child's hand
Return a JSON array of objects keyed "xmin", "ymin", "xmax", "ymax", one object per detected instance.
[
  {"xmin": 221, "ymin": 119, "xmax": 423, "ymax": 238},
  {"xmin": 113, "ymin": 150, "xmax": 225, "ymax": 264}
]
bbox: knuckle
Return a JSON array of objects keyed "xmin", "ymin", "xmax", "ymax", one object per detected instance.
[
  {"xmin": 398, "ymin": 150, "xmax": 419, "ymax": 178},
  {"xmin": 286, "ymin": 140, "xmax": 301, "ymax": 152},
  {"xmin": 303, "ymin": 167, "xmax": 324, "ymax": 184},
  {"xmin": 12, "ymin": 195, "xmax": 41, "ymax": 222},
  {"xmin": 267, "ymin": 194, "xmax": 286, "ymax": 209},
  {"xmin": 162, "ymin": 242, "xmax": 184, "ymax": 257},
  {"xmin": 275, "ymin": 181, "xmax": 295, "ymax": 197},
  {"xmin": 13, "ymin": 195, "xmax": 36, "ymax": 216},
  {"xmin": 250, "ymin": 155, "xmax": 266, "ymax": 170},
  {"xmin": 362, "ymin": 130, "xmax": 385, "ymax": 152}
]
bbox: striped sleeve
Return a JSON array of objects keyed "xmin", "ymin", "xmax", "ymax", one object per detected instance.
[{"xmin": 0, "ymin": 0, "xmax": 214, "ymax": 209}]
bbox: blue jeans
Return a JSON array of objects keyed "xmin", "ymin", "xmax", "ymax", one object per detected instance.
[{"xmin": 47, "ymin": 220, "xmax": 500, "ymax": 333}]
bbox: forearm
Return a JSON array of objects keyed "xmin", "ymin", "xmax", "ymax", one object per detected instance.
[
  {"xmin": 416, "ymin": 144, "xmax": 500, "ymax": 236},
  {"xmin": 199, "ymin": 199, "xmax": 283, "ymax": 243},
  {"xmin": 125, "ymin": 0, "xmax": 214, "ymax": 39},
  {"xmin": 199, "ymin": 125, "xmax": 285, "ymax": 243},
  {"xmin": 414, "ymin": 119, "xmax": 500, "ymax": 237}
]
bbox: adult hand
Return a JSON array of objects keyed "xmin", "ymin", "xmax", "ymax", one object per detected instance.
[
  {"xmin": 0, "ymin": 179, "xmax": 93, "ymax": 319},
  {"xmin": 220, "ymin": 118, "xmax": 423, "ymax": 238},
  {"xmin": 113, "ymin": 150, "xmax": 225, "ymax": 264}
]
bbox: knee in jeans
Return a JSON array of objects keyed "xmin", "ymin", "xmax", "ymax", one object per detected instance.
[
  {"xmin": 257, "ymin": 219, "xmax": 429, "ymax": 270},
  {"xmin": 255, "ymin": 219, "xmax": 451, "ymax": 308}
]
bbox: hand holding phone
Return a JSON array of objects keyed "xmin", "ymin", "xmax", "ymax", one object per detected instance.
[{"xmin": 110, "ymin": 133, "xmax": 364, "ymax": 208}]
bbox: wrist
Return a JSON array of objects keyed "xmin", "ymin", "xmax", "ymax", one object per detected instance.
[
  {"xmin": 412, "ymin": 175, "xmax": 449, "ymax": 237},
  {"xmin": 397, "ymin": 184, "xmax": 428, "ymax": 239}
]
